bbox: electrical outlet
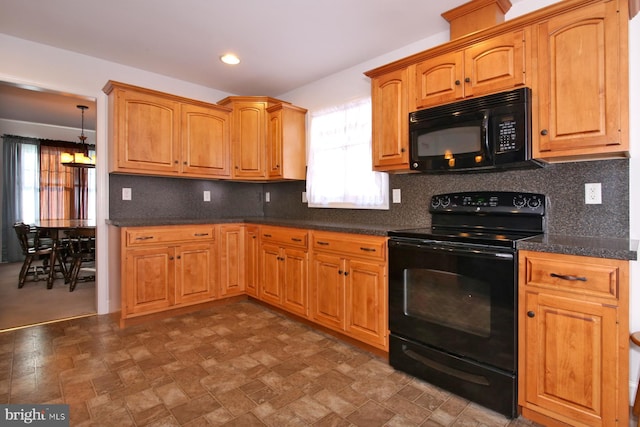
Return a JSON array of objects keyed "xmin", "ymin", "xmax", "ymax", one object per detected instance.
[
  {"xmin": 585, "ymin": 183, "xmax": 602, "ymax": 204},
  {"xmin": 203, "ymin": 190, "xmax": 211, "ymax": 202},
  {"xmin": 265, "ymin": 192, "xmax": 270, "ymax": 203},
  {"xmin": 302, "ymin": 192, "xmax": 307, "ymax": 203},
  {"xmin": 122, "ymin": 187, "xmax": 132, "ymax": 201},
  {"xmin": 392, "ymin": 189, "xmax": 401, "ymax": 204}
]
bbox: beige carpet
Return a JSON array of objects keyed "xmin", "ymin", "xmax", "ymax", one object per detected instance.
[{"xmin": 0, "ymin": 261, "xmax": 96, "ymax": 331}]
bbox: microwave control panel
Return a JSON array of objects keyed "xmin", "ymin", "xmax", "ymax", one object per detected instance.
[{"xmin": 497, "ymin": 118, "xmax": 517, "ymax": 152}]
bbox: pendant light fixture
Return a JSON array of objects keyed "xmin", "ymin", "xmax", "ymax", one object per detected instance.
[{"xmin": 61, "ymin": 104, "xmax": 95, "ymax": 168}]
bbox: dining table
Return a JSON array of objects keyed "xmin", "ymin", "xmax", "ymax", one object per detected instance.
[{"xmin": 33, "ymin": 219, "xmax": 96, "ymax": 285}]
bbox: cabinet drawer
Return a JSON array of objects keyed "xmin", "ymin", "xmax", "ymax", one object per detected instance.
[
  {"xmin": 125, "ymin": 225, "xmax": 216, "ymax": 247},
  {"xmin": 520, "ymin": 251, "xmax": 624, "ymax": 302},
  {"xmin": 312, "ymin": 231, "xmax": 386, "ymax": 261},
  {"xmin": 260, "ymin": 226, "xmax": 308, "ymax": 248}
]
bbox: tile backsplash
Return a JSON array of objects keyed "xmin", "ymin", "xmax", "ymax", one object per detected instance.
[{"xmin": 109, "ymin": 159, "xmax": 629, "ymax": 238}]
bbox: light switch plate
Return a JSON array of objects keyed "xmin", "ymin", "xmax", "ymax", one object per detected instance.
[
  {"xmin": 392, "ymin": 188, "xmax": 401, "ymax": 204},
  {"xmin": 122, "ymin": 187, "xmax": 132, "ymax": 201},
  {"xmin": 203, "ymin": 190, "xmax": 211, "ymax": 202},
  {"xmin": 265, "ymin": 192, "xmax": 270, "ymax": 202},
  {"xmin": 302, "ymin": 192, "xmax": 307, "ymax": 203}
]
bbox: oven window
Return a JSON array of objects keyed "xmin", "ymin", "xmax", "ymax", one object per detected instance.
[
  {"xmin": 416, "ymin": 126, "xmax": 481, "ymax": 157},
  {"xmin": 403, "ymin": 268, "xmax": 490, "ymax": 338}
]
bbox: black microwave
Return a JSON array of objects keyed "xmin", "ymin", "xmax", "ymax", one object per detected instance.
[{"xmin": 409, "ymin": 87, "xmax": 542, "ymax": 173}]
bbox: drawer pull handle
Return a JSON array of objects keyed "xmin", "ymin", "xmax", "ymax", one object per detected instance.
[
  {"xmin": 317, "ymin": 241, "xmax": 330, "ymax": 246},
  {"xmin": 291, "ymin": 238, "xmax": 302, "ymax": 242},
  {"xmin": 135, "ymin": 236, "xmax": 154, "ymax": 240},
  {"xmin": 194, "ymin": 233, "xmax": 209, "ymax": 237},
  {"xmin": 264, "ymin": 234, "xmax": 272, "ymax": 238},
  {"xmin": 550, "ymin": 273, "xmax": 587, "ymax": 282},
  {"xmin": 360, "ymin": 247, "xmax": 376, "ymax": 252}
]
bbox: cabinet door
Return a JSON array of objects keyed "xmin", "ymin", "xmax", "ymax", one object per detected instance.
[
  {"xmin": 281, "ymin": 247, "xmax": 308, "ymax": 317},
  {"xmin": 124, "ymin": 246, "xmax": 175, "ymax": 316},
  {"xmin": 415, "ymin": 51, "xmax": 464, "ymax": 109},
  {"xmin": 267, "ymin": 108, "xmax": 284, "ymax": 179},
  {"xmin": 310, "ymin": 252, "xmax": 344, "ymax": 331},
  {"xmin": 114, "ymin": 88, "xmax": 180, "ymax": 174},
  {"xmin": 371, "ymin": 68, "xmax": 410, "ymax": 171},
  {"xmin": 231, "ymin": 102, "xmax": 266, "ymax": 179},
  {"xmin": 464, "ymin": 30, "xmax": 526, "ymax": 98},
  {"xmin": 345, "ymin": 259, "xmax": 387, "ymax": 349},
  {"xmin": 219, "ymin": 225, "xmax": 245, "ymax": 297},
  {"xmin": 181, "ymin": 103, "xmax": 230, "ymax": 178},
  {"xmin": 175, "ymin": 242, "xmax": 216, "ymax": 304},
  {"xmin": 520, "ymin": 290, "xmax": 618, "ymax": 426},
  {"xmin": 533, "ymin": 1, "xmax": 625, "ymax": 158},
  {"xmin": 260, "ymin": 243, "xmax": 282, "ymax": 306},
  {"xmin": 245, "ymin": 226, "xmax": 260, "ymax": 297}
]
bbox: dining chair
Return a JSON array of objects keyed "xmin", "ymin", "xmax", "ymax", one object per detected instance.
[
  {"xmin": 65, "ymin": 227, "xmax": 96, "ymax": 292},
  {"xmin": 12, "ymin": 222, "xmax": 57, "ymax": 288}
]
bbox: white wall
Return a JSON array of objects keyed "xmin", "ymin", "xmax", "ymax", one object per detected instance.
[{"xmin": 0, "ymin": 33, "xmax": 234, "ymax": 315}]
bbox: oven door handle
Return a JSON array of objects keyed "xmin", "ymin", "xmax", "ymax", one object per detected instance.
[{"xmin": 390, "ymin": 240, "xmax": 513, "ymax": 259}]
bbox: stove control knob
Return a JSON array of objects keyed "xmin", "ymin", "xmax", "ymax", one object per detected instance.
[
  {"xmin": 431, "ymin": 197, "xmax": 441, "ymax": 208},
  {"xmin": 440, "ymin": 196, "xmax": 451, "ymax": 207},
  {"xmin": 513, "ymin": 194, "xmax": 527, "ymax": 208},
  {"xmin": 528, "ymin": 195, "xmax": 542, "ymax": 209}
]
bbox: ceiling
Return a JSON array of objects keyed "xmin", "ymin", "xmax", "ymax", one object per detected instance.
[{"xmin": 0, "ymin": 0, "xmax": 523, "ymax": 129}]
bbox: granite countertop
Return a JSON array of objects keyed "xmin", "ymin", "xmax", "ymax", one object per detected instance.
[
  {"xmin": 106, "ymin": 218, "xmax": 639, "ymax": 260},
  {"xmin": 517, "ymin": 233, "xmax": 638, "ymax": 261},
  {"xmin": 106, "ymin": 217, "xmax": 397, "ymax": 237}
]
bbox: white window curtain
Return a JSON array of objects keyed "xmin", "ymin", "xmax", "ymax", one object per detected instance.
[{"xmin": 306, "ymin": 98, "xmax": 389, "ymax": 209}]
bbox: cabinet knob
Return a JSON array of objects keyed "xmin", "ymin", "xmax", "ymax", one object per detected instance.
[
  {"xmin": 465, "ymin": 77, "xmax": 470, "ymax": 83},
  {"xmin": 527, "ymin": 311, "xmax": 535, "ymax": 318},
  {"xmin": 174, "ymin": 160, "xmax": 179, "ymax": 164},
  {"xmin": 400, "ymin": 148, "xmax": 406, "ymax": 153},
  {"xmin": 540, "ymin": 129, "xmax": 548, "ymax": 136},
  {"xmin": 344, "ymin": 271, "xmax": 349, "ymax": 276},
  {"xmin": 338, "ymin": 270, "xmax": 343, "ymax": 275},
  {"xmin": 169, "ymin": 256, "xmax": 174, "ymax": 260},
  {"xmin": 455, "ymin": 80, "xmax": 461, "ymax": 86}
]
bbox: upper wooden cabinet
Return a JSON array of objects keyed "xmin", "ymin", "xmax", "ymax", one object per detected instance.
[
  {"xmin": 103, "ymin": 81, "xmax": 231, "ymax": 178},
  {"xmin": 532, "ymin": 0, "xmax": 629, "ymax": 160},
  {"xmin": 415, "ymin": 29, "xmax": 527, "ymax": 109},
  {"xmin": 267, "ymin": 103, "xmax": 307, "ymax": 180},
  {"xmin": 218, "ymin": 96, "xmax": 307, "ymax": 181},
  {"xmin": 365, "ymin": 0, "xmax": 630, "ymax": 169},
  {"xmin": 370, "ymin": 67, "xmax": 411, "ymax": 171}
]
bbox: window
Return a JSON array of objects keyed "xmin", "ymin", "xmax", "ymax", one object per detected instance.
[{"xmin": 306, "ymin": 98, "xmax": 389, "ymax": 209}]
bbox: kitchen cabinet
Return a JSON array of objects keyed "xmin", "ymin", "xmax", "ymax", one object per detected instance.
[
  {"xmin": 118, "ymin": 225, "xmax": 217, "ymax": 324},
  {"xmin": 369, "ymin": 67, "xmax": 411, "ymax": 171},
  {"xmin": 218, "ymin": 96, "xmax": 307, "ymax": 181},
  {"xmin": 518, "ymin": 250, "xmax": 629, "ymax": 427},
  {"xmin": 414, "ymin": 30, "xmax": 526, "ymax": 109},
  {"xmin": 531, "ymin": 0, "xmax": 629, "ymax": 160},
  {"xmin": 267, "ymin": 103, "xmax": 307, "ymax": 180},
  {"xmin": 219, "ymin": 224, "xmax": 245, "ymax": 297},
  {"xmin": 103, "ymin": 81, "xmax": 231, "ymax": 178},
  {"xmin": 245, "ymin": 225, "xmax": 260, "ymax": 297},
  {"xmin": 259, "ymin": 226, "xmax": 309, "ymax": 317},
  {"xmin": 310, "ymin": 231, "xmax": 388, "ymax": 350}
]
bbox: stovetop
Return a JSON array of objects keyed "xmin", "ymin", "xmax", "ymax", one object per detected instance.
[{"xmin": 388, "ymin": 191, "xmax": 546, "ymax": 247}]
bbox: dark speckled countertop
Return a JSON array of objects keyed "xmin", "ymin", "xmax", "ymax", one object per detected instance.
[
  {"xmin": 107, "ymin": 218, "xmax": 638, "ymax": 260},
  {"xmin": 517, "ymin": 234, "xmax": 638, "ymax": 261}
]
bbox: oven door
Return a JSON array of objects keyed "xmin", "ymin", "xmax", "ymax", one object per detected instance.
[{"xmin": 388, "ymin": 238, "xmax": 516, "ymax": 372}]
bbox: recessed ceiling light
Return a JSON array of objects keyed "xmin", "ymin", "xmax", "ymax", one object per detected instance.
[{"xmin": 220, "ymin": 53, "xmax": 240, "ymax": 65}]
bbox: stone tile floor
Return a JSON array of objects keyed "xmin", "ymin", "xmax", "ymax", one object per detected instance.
[{"xmin": 0, "ymin": 301, "xmax": 544, "ymax": 426}]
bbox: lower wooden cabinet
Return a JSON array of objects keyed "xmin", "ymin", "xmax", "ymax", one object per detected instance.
[
  {"xmin": 310, "ymin": 231, "xmax": 388, "ymax": 350},
  {"xmin": 259, "ymin": 226, "xmax": 309, "ymax": 317},
  {"xmin": 518, "ymin": 250, "xmax": 629, "ymax": 427},
  {"xmin": 219, "ymin": 224, "xmax": 245, "ymax": 297},
  {"xmin": 117, "ymin": 225, "xmax": 217, "ymax": 323}
]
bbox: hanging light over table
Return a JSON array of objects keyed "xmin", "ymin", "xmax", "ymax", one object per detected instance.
[{"xmin": 61, "ymin": 104, "xmax": 95, "ymax": 168}]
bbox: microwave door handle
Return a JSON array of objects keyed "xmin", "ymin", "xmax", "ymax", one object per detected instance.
[{"xmin": 482, "ymin": 114, "xmax": 492, "ymax": 161}]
